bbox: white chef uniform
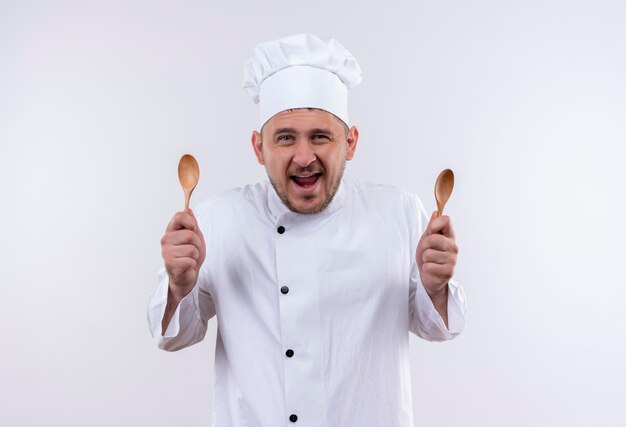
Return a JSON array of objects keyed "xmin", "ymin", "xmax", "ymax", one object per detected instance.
[{"xmin": 147, "ymin": 176, "xmax": 466, "ymax": 427}]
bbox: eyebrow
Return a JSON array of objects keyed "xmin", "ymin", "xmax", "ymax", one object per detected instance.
[
  {"xmin": 272, "ymin": 127, "xmax": 335, "ymax": 137},
  {"xmin": 273, "ymin": 127, "xmax": 298, "ymax": 137},
  {"xmin": 309, "ymin": 128, "xmax": 334, "ymax": 136}
]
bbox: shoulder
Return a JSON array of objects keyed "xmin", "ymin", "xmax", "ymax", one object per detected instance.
[
  {"xmin": 342, "ymin": 176, "xmax": 426, "ymax": 215},
  {"xmin": 341, "ymin": 176, "xmax": 429, "ymax": 241},
  {"xmin": 193, "ymin": 181, "xmax": 270, "ymax": 218}
]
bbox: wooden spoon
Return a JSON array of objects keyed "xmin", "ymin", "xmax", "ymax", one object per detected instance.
[
  {"xmin": 178, "ymin": 154, "xmax": 199, "ymax": 213},
  {"xmin": 434, "ymin": 168, "xmax": 454, "ymax": 217}
]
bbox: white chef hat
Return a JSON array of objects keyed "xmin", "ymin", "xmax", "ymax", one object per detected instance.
[{"xmin": 243, "ymin": 33, "xmax": 362, "ymax": 128}]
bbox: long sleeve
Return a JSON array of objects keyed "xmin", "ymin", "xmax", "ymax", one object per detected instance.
[
  {"xmin": 407, "ymin": 193, "xmax": 467, "ymax": 341},
  {"xmin": 147, "ymin": 267, "xmax": 216, "ymax": 351},
  {"xmin": 409, "ymin": 266, "xmax": 466, "ymax": 341}
]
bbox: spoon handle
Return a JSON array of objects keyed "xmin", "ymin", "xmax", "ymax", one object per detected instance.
[{"xmin": 184, "ymin": 190, "xmax": 191, "ymax": 213}]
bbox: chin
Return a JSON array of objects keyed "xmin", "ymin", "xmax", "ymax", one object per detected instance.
[
  {"xmin": 294, "ymin": 205, "xmax": 325, "ymax": 214},
  {"xmin": 288, "ymin": 194, "xmax": 332, "ymax": 214},
  {"xmin": 288, "ymin": 201, "xmax": 322, "ymax": 214}
]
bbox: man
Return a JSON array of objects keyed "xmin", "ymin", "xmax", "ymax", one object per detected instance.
[{"xmin": 148, "ymin": 33, "xmax": 466, "ymax": 426}]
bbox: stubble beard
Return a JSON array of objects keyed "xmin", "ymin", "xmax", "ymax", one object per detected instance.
[{"xmin": 267, "ymin": 162, "xmax": 346, "ymax": 215}]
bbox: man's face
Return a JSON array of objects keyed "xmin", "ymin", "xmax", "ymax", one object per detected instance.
[{"xmin": 252, "ymin": 109, "xmax": 359, "ymax": 214}]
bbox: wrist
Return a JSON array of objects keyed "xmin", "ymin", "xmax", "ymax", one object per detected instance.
[
  {"xmin": 167, "ymin": 282, "xmax": 188, "ymax": 306},
  {"xmin": 426, "ymin": 283, "xmax": 448, "ymax": 304},
  {"xmin": 427, "ymin": 283, "xmax": 449, "ymax": 328},
  {"xmin": 161, "ymin": 285, "xmax": 185, "ymax": 336}
]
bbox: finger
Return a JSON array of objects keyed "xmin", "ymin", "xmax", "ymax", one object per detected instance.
[
  {"xmin": 422, "ymin": 262, "xmax": 455, "ymax": 281},
  {"xmin": 187, "ymin": 209, "xmax": 204, "ymax": 238},
  {"xmin": 168, "ymin": 244, "xmax": 200, "ymax": 260},
  {"xmin": 420, "ymin": 234, "xmax": 458, "ymax": 254},
  {"xmin": 166, "ymin": 211, "xmax": 198, "ymax": 233},
  {"xmin": 422, "ymin": 248, "xmax": 456, "ymax": 265},
  {"xmin": 167, "ymin": 258, "xmax": 198, "ymax": 278},
  {"xmin": 172, "ymin": 268, "xmax": 197, "ymax": 285},
  {"xmin": 427, "ymin": 215, "xmax": 456, "ymax": 238},
  {"xmin": 162, "ymin": 229, "xmax": 203, "ymax": 249},
  {"xmin": 421, "ymin": 211, "xmax": 437, "ymax": 238},
  {"xmin": 194, "ymin": 217, "xmax": 205, "ymax": 241}
]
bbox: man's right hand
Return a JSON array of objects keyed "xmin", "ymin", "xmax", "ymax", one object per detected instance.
[{"xmin": 160, "ymin": 210, "xmax": 206, "ymax": 305}]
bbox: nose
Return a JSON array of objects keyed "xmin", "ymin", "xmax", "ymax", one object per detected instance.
[{"xmin": 292, "ymin": 140, "xmax": 316, "ymax": 168}]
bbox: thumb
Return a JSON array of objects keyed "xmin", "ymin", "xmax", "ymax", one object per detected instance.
[
  {"xmin": 189, "ymin": 210, "xmax": 205, "ymax": 241},
  {"xmin": 188, "ymin": 209, "xmax": 201, "ymax": 233},
  {"xmin": 423, "ymin": 211, "xmax": 437, "ymax": 236}
]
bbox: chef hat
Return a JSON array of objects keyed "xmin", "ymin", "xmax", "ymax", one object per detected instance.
[{"xmin": 243, "ymin": 33, "xmax": 362, "ymax": 128}]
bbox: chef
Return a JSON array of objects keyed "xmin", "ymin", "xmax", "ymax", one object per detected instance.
[{"xmin": 148, "ymin": 33, "xmax": 466, "ymax": 426}]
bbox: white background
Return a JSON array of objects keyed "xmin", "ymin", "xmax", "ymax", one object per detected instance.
[{"xmin": 1, "ymin": 1, "xmax": 625, "ymax": 426}]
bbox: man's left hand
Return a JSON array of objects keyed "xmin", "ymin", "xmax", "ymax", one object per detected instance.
[{"xmin": 416, "ymin": 212, "xmax": 458, "ymax": 297}]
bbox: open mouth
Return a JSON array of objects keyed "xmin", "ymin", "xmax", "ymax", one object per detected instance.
[{"xmin": 290, "ymin": 173, "xmax": 322, "ymax": 188}]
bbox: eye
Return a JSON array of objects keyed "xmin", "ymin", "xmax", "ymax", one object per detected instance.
[
  {"xmin": 276, "ymin": 135, "xmax": 295, "ymax": 143},
  {"xmin": 312, "ymin": 134, "xmax": 331, "ymax": 143}
]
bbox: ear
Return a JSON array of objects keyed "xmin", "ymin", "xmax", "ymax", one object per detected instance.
[
  {"xmin": 251, "ymin": 130, "xmax": 264, "ymax": 165},
  {"xmin": 346, "ymin": 126, "xmax": 359, "ymax": 161}
]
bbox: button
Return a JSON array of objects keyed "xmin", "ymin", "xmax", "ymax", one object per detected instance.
[
  {"xmin": 285, "ymin": 349, "xmax": 294, "ymax": 358},
  {"xmin": 277, "ymin": 226, "xmax": 285, "ymax": 234},
  {"xmin": 289, "ymin": 414, "xmax": 298, "ymax": 422},
  {"xmin": 280, "ymin": 286, "xmax": 289, "ymax": 294}
]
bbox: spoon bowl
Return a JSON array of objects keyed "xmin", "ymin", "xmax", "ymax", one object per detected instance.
[
  {"xmin": 434, "ymin": 169, "xmax": 454, "ymax": 217},
  {"xmin": 178, "ymin": 154, "xmax": 200, "ymax": 213}
]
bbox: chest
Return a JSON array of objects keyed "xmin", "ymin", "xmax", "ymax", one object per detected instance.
[{"xmin": 205, "ymin": 208, "xmax": 412, "ymax": 311}]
